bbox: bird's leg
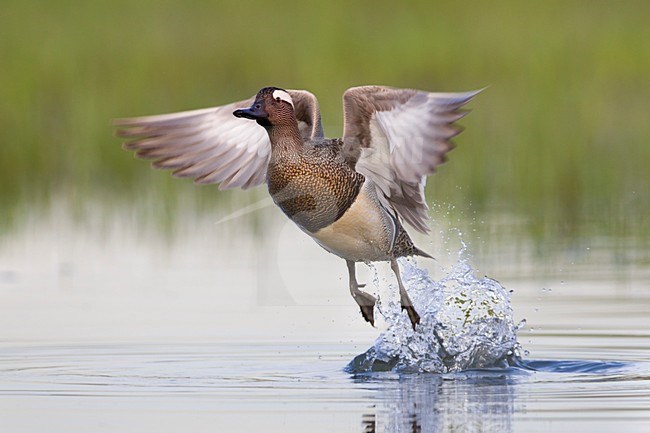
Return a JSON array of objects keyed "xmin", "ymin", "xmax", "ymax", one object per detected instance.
[
  {"xmin": 390, "ymin": 259, "xmax": 420, "ymax": 330},
  {"xmin": 347, "ymin": 260, "xmax": 377, "ymax": 326}
]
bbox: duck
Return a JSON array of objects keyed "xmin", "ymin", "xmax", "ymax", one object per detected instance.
[{"xmin": 114, "ymin": 85, "xmax": 480, "ymax": 330}]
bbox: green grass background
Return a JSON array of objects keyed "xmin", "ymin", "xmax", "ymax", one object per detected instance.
[{"xmin": 1, "ymin": 0, "xmax": 648, "ymax": 239}]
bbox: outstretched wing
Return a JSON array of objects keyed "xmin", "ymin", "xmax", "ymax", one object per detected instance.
[
  {"xmin": 114, "ymin": 89, "xmax": 324, "ymax": 190},
  {"xmin": 342, "ymin": 85, "xmax": 481, "ymax": 232},
  {"xmin": 289, "ymin": 89, "xmax": 324, "ymax": 140}
]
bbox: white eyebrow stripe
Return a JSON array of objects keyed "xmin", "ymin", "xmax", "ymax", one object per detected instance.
[{"xmin": 272, "ymin": 89, "xmax": 294, "ymax": 108}]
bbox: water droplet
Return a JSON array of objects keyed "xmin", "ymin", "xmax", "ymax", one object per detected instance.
[{"xmin": 517, "ymin": 319, "xmax": 527, "ymax": 330}]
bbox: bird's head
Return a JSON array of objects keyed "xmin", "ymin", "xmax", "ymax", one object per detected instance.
[{"xmin": 233, "ymin": 87, "xmax": 295, "ymax": 128}]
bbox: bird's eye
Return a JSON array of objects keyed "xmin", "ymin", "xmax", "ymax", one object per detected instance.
[
  {"xmin": 276, "ymin": 97, "xmax": 281, "ymax": 102},
  {"xmin": 255, "ymin": 104, "xmax": 261, "ymax": 109}
]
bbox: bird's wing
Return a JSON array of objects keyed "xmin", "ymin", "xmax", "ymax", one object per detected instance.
[
  {"xmin": 114, "ymin": 89, "xmax": 323, "ymax": 190},
  {"xmin": 342, "ymin": 85, "xmax": 481, "ymax": 232},
  {"xmin": 288, "ymin": 89, "xmax": 324, "ymax": 140}
]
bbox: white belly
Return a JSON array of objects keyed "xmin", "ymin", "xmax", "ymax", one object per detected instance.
[{"xmin": 308, "ymin": 182, "xmax": 395, "ymax": 262}]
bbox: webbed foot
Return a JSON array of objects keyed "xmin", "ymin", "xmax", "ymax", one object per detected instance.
[
  {"xmin": 401, "ymin": 304, "xmax": 420, "ymax": 330},
  {"xmin": 353, "ymin": 291, "xmax": 377, "ymax": 326}
]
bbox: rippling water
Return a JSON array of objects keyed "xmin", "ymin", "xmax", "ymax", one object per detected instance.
[
  {"xmin": 1, "ymin": 208, "xmax": 649, "ymax": 432},
  {"xmin": 2, "ymin": 342, "xmax": 649, "ymax": 432}
]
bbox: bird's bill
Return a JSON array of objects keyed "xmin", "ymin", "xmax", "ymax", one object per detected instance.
[{"xmin": 233, "ymin": 103, "xmax": 267, "ymax": 120}]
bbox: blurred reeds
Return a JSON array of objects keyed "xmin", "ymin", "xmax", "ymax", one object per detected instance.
[{"xmin": 1, "ymin": 0, "xmax": 648, "ymax": 238}]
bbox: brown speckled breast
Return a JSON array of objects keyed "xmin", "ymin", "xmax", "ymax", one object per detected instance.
[{"xmin": 267, "ymin": 139, "xmax": 365, "ymax": 233}]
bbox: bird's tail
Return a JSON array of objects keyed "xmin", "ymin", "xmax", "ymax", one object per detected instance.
[
  {"xmin": 393, "ymin": 224, "xmax": 435, "ymax": 260},
  {"xmin": 414, "ymin": 246, "xmax": 434, "ymax": 260}
]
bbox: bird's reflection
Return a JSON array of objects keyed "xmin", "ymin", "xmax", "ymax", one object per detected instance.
[{"xmin": 354, "ymin": 370, "xmax": 519, "ymax": 432}]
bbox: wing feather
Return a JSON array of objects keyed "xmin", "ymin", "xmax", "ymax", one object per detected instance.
[
  {"xmin": 288, "ymin": 89, "xmax": 324, "ymax": 139},
  {"xmin": 342, "ymin": 85, "xmax": 481, "ymax": 232},
  {"xmin": 114, "ymin": 97, "xmax": 272, "ymax": 190},
  {"xmin": 115, "ymin": 89, "xmax": 324, "ymax": 190}
]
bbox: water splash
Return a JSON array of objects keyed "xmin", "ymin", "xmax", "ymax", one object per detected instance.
[{"xmin": 348, "ymin": 247, "xmax": 523, "ymax": 373}]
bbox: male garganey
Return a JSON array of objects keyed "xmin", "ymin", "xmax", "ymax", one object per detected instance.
[{"xmin": 114, "ymin": 86, "xmax": 480, "ymax": 330}]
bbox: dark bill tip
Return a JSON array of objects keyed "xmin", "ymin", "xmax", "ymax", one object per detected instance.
[{"xmin": 233, "ymin": 108, "xmax": 254, "ymax": 119}]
